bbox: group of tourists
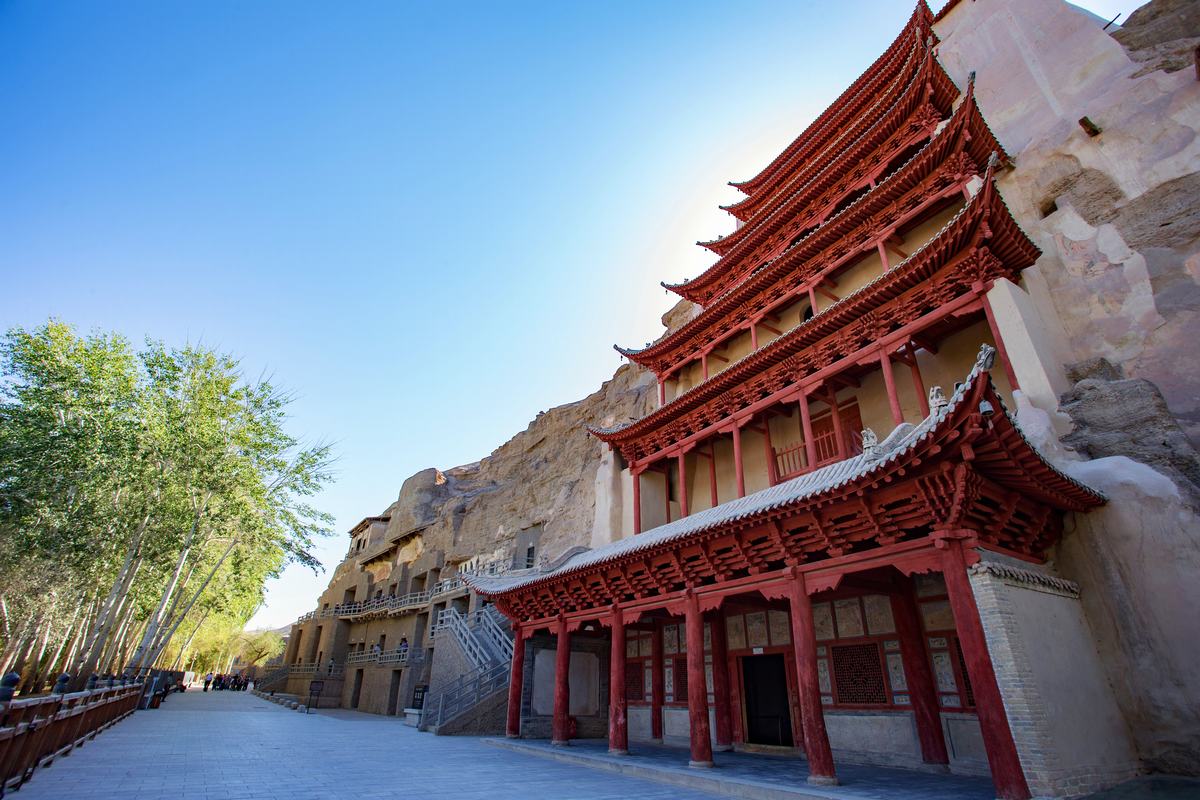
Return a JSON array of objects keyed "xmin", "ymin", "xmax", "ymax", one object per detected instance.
[{"xmin": 202, "ymin": 672, "xmax": 250, "ymax": 692}]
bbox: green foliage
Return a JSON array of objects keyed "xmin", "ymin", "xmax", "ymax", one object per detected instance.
[{"xmin": 0, "ymin": 320, "xmax": 334, "ymax": 683}]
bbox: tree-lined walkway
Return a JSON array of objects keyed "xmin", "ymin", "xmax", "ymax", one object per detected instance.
[{"xmin": 15, "ymin": 689, "xmax": 717, "ymax": 800}]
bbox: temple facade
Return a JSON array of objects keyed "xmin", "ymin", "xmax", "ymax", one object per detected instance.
[
  {"xmin": 466, "ymin": 2, "xmax": 1200, "ymax": 799},
  {"xmin": 276, "ymin": 1, "xmax": 1200, "ymax": 797}
]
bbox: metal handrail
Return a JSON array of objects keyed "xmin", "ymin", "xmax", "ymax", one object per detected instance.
[
  {"xmin": 256, "ymin": 666, "xmax": 290, "ymax": 688},
  {"xmin": 475, "ymin": 605, "xmax": 514, "ymax": 661},
  {"xmin": 437, "ymin": 608, "xmax": 490, "ymax": 670},
  {"xmin": 422, "ymin": 661, "xmax": 509, "ymax": 730},
  {"xmin": 288, "ymin": 661, "xmax": 344, "ymax": 677},
  {"xmin": 432, "ymin": 575, "xmax": 467, "ymax": 596}
]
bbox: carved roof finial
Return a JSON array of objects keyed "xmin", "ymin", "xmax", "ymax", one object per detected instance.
[
  {"xmin": 929, "ymin": 385, "xmax": 948, "ymax": 414},
  {"xmin": 978, "ymin": 342, "xmax": 997, "ymax": 369},
  {"xmin": 861, "ymin": 428, "xmax": 880, "ymax": 460}
]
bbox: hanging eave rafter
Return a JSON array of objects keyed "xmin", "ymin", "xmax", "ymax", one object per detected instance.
[
  {"xmin": 617, "ymin": 82, "xmax": 1002, "ymax": 374},
  {"xmin": 596, "ymin": 164, "xmax": 1038, "ymax": 463},
  {"xmin": 672, "ymin": 44, "xmax": 960, "ymax": 308},
  {"xmin": 469, "ymin": 350, "xmax": 1103, "ymax": 622},
  {"xmin": 730, "ymin": 2, "xmax": 936, "ymax": 200}
]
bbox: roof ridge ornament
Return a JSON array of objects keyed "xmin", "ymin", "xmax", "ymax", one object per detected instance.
[
  {"xmin": 861, "ymin": 428, "xmax": 880, "ymax": 460},
  {"xmin": 929, "ymin": 385, "xmax": 948, "ymax": 414},
  {"xmin": 977, "ymin": 342, "xmax": 997, "ymax": 370}
]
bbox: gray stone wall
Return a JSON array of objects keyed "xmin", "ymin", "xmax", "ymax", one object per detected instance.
[
  {"xmin": 970, "ymin": 554, "xmax": 1139, "ymax": 797},
  {"xmin": 519, "ymin": 633, "xmax": 610, "ymax": 740}
]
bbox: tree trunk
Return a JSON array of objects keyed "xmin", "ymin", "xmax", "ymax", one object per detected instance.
[
  {"xmin": 142, "ymin": 538, "xmax": 237, "ymax": 669},
  {"xmin": 169, "ymin": 612, "xmax": 208, "ymax": 671},
  {"xmin": 74, "ymin": 515, "xmax": 149, "ymax": 677},
  {"xmin": 44, "ymin": 602, "xmax": 85, "ymax": 685},
  {"xmin": 127, "ymin": 498, "xmax": 208, "ymax": 673}
]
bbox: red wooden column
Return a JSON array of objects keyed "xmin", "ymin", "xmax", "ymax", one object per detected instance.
[
  {"xmin": 827, "ymin": 390, "xmax": 848, "ymax": 459},
  {"xmin": 905, "ymin": 345, "xmax": 930, "ymax": 418},
  {"xmin": 732, "ymin": 423, "xmax": 746, "ymax": 498},
  {"xmin": 890, "ymin": 587, "xmax": 948, "ymax": 765},
  {"xmin": 676, "ymin": 453, "xmax": 689, "ymax": 518},
  {"xmin": 940, "ymin": 536, "xmax": 1030, "ymax": 800},
  {"xmin": 632, "ymin": 465, "xmax": 642, "ymax": 535},
  {"xmin": 763, "ymin": 420, "xmax": 779, "ymax": 486},
  {"xmin": 798, "ymin": 391, "xmax": 817, "ymax": 470},
  {"xmin": 663, "ymin": 467, "xmax": 672, "ymax": 524},
  {"xmin": 684, "ymin": 592, "xmax": 714, "ymax": 768},
  {"xmin": 880, "ymin": 350, "xmax": 905, "ymax": 426},
  {"xmin": 651, "ymin": 620, "xmax": 665, "ymax": 742},
  {"xmin": 709, "ymin": 612, "xmax": 733, "ymax": 751},
  {"xmin": 657, "ymin": 377, "xmax": 666, "ymax": 406},
  {"xmin": 609, "ymin": 607, "xmax": 629, "ymax": 755},
  {"xmin": 787, "ymin": 571, "xmax": 837, "ymax": 785},
  {"xmin": 505, "ymin": 624, "xmax": 526, "ymax": 738},
  {"xmin": 708, "ymin": 444, "xmax": 718, "ymax": 508},
  {"xmin": 552, "ymin": 617, "xmax": 571, "ymax": 746}
]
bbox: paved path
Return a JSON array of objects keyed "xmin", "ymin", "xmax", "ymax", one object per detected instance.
[{"xmin": 17, "ymin": 689, "xmax": 721, "ymax": 800}]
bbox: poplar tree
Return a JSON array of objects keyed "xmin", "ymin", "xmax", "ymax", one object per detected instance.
[{"xmin": 0, "ymin": 321, "xmax": 333, "ymax": 692}]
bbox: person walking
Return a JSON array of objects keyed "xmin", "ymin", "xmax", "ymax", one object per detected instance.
[{"xmin": 204, "ymin": 672, "xmax": 213, "ymax": 692}]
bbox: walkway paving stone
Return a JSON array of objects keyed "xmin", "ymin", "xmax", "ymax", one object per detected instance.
[
  {"xmin": 15, "ymin": 689, "xmax": 722, "ymax": 800},
  {"xmin": 487, "ymin": 737, "xmax": 996, "ymax": 800}
]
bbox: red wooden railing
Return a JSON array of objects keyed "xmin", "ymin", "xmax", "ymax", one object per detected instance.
[
  {"xmin": 773, "ymin": 404, "xmax": 865, "ymax": 482},
  {"xmin": 0, "ymin": 681, "xmax": 143, "ymax": 792}
]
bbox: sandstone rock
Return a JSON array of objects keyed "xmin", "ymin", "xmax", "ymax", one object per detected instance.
[
  {"xmin": 1112, "ymin": 0, "xmax": 1200, "ymax": 76},
  {"xmin": 379, "ymin": 362, "xmax": 654, "ymax": 567},
  {"xmin": 1060, "ymin": 371, "xmax": 1200, "ymax": 505},
  {"xmin": 1065, "ymin": 357, "xmax": 1124, "ymax": 384}
]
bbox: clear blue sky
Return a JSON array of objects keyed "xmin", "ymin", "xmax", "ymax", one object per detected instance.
[{"xmin": 0, "ymin": 0, "xmax": 1138, "ymax": 628}]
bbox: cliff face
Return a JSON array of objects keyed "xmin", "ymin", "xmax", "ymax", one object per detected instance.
[{"xmin": 384, "ymin": 362, "xmax": 655, "ymax": 567}]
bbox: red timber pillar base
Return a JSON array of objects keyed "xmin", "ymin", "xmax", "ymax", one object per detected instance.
[
  {"xmin": 506, "ymin": 624, "xmax": 526, "ymax": 738},
  {"xmin": 939, "ymin": 535, "xmax": 1030, "ymax": 800},
  {"xmin": 709, "ymin": 612, "xmax": 733, "ymax": 751},
  {"xmin": 787, "ymin": 570, "xmax": 838, "ymax": 786},
  {"xmin": 891, "ymin": 585, "xmax": 949, "ymax": 767},
  {"xmin": 608, "ymin": 606, "xmax": 629, "ymax": 755},
  {"xmin": 552, "ymin": 616, "xmax": 571, "ymax": 746},
  {"xmin": 684, "ymin": 591, "xmax": 713, "ymax": 768}
]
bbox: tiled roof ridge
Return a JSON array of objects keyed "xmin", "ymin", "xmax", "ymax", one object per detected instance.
[
  {"xmin": 467, "ymin": 345, "xmax": 1104, "ymax": 599},
  {"xmin": 592, "ymin": 159, "xmax": 1001, "ymax": 441},
  {"xmin": 617, "ymin": 78, "xmax": 988, "ymax": 365},
  {"xmin": 731, "ymin": 2, "xmax": 936, "ymax": 196},
  {"xmin": 673, "ymin": 41, "xmax": 952, "ymax": 304}
]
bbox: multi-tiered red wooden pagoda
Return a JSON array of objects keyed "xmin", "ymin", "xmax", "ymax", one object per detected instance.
[{"xmin": 468, "ymin": 7, "xmax": 1102, "ymax": 799}]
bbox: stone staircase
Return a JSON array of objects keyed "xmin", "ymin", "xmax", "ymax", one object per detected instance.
[
  {"xmin": 255, "ymin": 665, "xmax": 290, "ymax": 691},
  {"xmin": 420, "ymin": 605, "xmax": 513, "ymax": 735}
]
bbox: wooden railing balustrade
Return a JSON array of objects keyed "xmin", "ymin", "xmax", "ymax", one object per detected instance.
[{"xmin": 0, "ymin": 675, "xmax": 144, "ymax": 793}]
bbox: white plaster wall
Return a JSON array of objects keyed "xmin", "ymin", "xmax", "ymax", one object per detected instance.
[
  {"xmin": 531, "ymin": 649, "xmax": 600, "ymax": 717},
  {"xmin": 628, "ymin": 705, "xmax": 653, "ymax": 741},
  {"xmin": 590, "ymin": 447, "xmax": 624, "ymax": 549},
  {"xmin": 986, "ymin": 276, "xmax": 1073, "ymax": 420}
]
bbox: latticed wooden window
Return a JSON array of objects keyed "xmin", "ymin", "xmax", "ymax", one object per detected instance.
[
  {"xmin": 954, "ymin": 637, "xmax": 975, "ymax": 707},
  {"xmin": 625, "ymin": 663, "xmax": 643, "ymax": 702},
  {"xmin": 831, "ymin": 642, "xmax": 887, "ymax": 705},
  {"xmin": 673, "ymin": 656, "xmax": 688, "ymax": 703}
]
